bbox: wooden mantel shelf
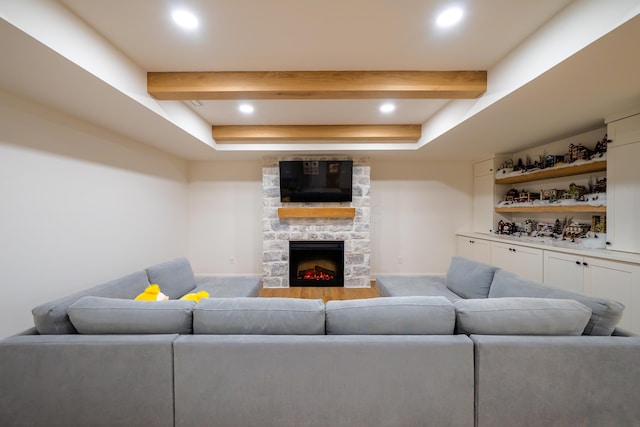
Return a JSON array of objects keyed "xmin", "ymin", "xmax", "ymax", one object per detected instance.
[{"xmin": 278, "ymin": 207, "xmax": 356, "ymax": 219}]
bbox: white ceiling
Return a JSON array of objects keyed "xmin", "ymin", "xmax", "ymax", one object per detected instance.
[{"xmin": 1, "ymin": 0, "xmax": 640, "ymax": 160}]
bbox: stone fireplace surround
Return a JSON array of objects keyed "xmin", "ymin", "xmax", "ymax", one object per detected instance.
[{"xmin": 262, "ymin": 157, "xmax": 371, "ymax": 288}]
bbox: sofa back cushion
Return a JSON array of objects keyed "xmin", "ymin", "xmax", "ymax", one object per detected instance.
[
  {"xmin": 326, "ymin": 296, "xmax": 455, "ymax": 335},
  {"xmin": 446, "ymin": 256, "xmax": 499, "ymax": 299},
  {"xmin": 193, "ymin": 297, "xmax": 325, "ymax": 334},
  {"xmin": 31, "ymin": 271, "xmax": 150, "ymax": 334},
  {"xmin": 68, "ymin": 296, "xmax": 195, "ymax": 334},
  {"xmin": 454, "ymin": 297, "xmax": 592, "ymax": 335},
  {"xmin": 145, "ymin": 257, "xmax": 197, "ymax": 299},
  {"xmin": 489, "ymin": 269, "xmax": 624, "ymax": 336}
]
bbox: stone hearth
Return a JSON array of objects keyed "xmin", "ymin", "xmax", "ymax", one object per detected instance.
[{"xmin": 262, "ymin": 157, "xmax": 370, "ymax": 288}]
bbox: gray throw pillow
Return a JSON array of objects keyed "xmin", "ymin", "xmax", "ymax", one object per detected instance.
[
  {"xmin": 489, "ymin": 269, "xmax": 625, "ymax": 336},
  {"xmin": 454, "ymin": 297, "xmax": 592, "ymax": 336},
  {"xmin": 68, "ymin": 296, "xmax": 195, "ymax": 334},
  {"xmin": 145, "ymin": 257, "xmax": 197, "ymax": 299},
  {"xmin": 446, "ymin": 256, "xmax": 499, "ymax": 299},
  {"xmin": 326, "ymin": 296, "xmax": 455, "ymax": 335},
  {"xmin": 193, "ymin": 297, "xmax": 325, "ymax": 335}
]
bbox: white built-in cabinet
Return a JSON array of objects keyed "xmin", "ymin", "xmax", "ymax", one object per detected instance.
[
  {"xmin": 543, "ymin": 251, "xmax": 587, "ymax": 294},
  {"xmin": 472, "ymin": 155, "xmax": 511, "ymax": 234},
  {"xmin": 489, "ymin": 241, "xmax": 543, "ymax": 282},
  {"xmin": 460, "ymin": 107, "xmax": 640, "ymax": 333},
  {"xmin": 472, "ymin": 158, "xmax": 495, "ymax": 234},
  {"xmin": 457, "ymin": 232, "xmax": 640, "ymax": 334},
  {"xmin": 583, "ymin": 257, "xmax": 640, "ymax": 332},
  {"xmin": 606, "ymin": 111, "xmax": 640, "ymax": 253},
  {"xmin": 457, "ymin": 236, "xmax": 491, "ymax": 264},
  {"xmin": 543, "ymin": 250, "xmax": 639, "ymax": 332}
]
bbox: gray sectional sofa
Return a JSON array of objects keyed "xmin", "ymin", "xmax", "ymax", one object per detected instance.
[{"xmin": 1, "ymin": 256, "xmax": 639, "ymax": 426}]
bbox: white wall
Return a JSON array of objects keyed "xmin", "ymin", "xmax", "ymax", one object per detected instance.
[
  {"xmin": 0, "ymin": 91, "xmax": 189, "ymax": 337},
  {"xmin": 188, "ymin": 161, "xmax": 263, "ymax": 275},
  {"xmin": 371, "ymin": 159, "xmax": 473, "ymax": 275},
  {"xmin": 186, "ymin": 158, "xmax": 474, "ymax": 278}
]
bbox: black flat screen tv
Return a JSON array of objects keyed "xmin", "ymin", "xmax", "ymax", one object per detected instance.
[{"xmin": 279, "ymin": 160, "xmax": 353, "ymax": 203}]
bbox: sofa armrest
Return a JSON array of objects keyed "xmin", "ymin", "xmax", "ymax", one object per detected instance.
[
  {"xmin": 0, "ymin": 334, "xmax": 177, "ymax": 427},
  {"xmin": 7, "ymin": 327, "xmax": 38, "ymax": 337},
  {"xmin": 471, "ymin": 335, "xmax": 640, "ymax": 426}
]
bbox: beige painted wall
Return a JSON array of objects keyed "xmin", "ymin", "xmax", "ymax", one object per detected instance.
[
  {"xmin": 0, "ymin": 91, "xmax": 189, "ymax": 337},
  {"xmin": 187, "ymin": 160, "xmax": 263, "ymax": 275},
  {"xmin": 186, "ymin": 158, "xmax": 474, "ymax": 278},
  {"xmin": 370, "ymin": 159, "xmax": 473, "ymax": 275}
]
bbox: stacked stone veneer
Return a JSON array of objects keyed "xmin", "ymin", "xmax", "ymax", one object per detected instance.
[{"xmin": 263, "ymin": 157, "xmax": 371, "ymax": 288}]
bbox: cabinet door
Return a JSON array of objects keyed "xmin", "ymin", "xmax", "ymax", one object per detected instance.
[
  {"xmin": 607, "ymin": 140, "xmax": 640, "ymax": 253},
  {"xmin": 543, "ymin": 251, "xmax": 585, "ymax": 293},
  {"xmin": 512, "ymin": 245, "xmax": 543, "ymax": 282},
  {"xmin": 457, "ymin": 236, "xmax": 491, "ymax": 264},
  {"xmin": 473, "ymin": 173, "xmax": 494, "ymax": 234},
  {"xmin": 583, "ymin": 257, "xmax": 640, "ymax": 333},
  {"xmin": 490, "ymin": 242, "xmax": 543, "ymax": 282},
  {"xmin": 490, "ymin": 241, "xmax": 514, "ymax": 272},
  {"xmin": 473, "ymin": 158, "xmax": 494, "ymax": 177}
]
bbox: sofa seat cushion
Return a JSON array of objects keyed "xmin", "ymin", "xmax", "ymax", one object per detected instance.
[
  {"xmin": 446, "ymin": 256, "xmax": 499, "ymax": 299},
  {"xmin": 454, "ymin": 297, "xmax": 592, "ymax": 336},
  {"xmin": 326, "ymin": 296, "xmax": 455, "ymax": 335},
  {"xmin": 193, "ymin": 297, "xmax": 325, "ymax": 334},
  {"xmin": 489, "ymin": 269, "xmax": 625, "ymax": 336},
  {"xmin": 31, "ymin": 271, "xmax": 150, "ymax": 334},
  {"xmin": 376, "ymin": 275, "xmax": 461, "ymax": 301},
  {"xmin": 145, "ymin": 257, "xmax": 197, "ymax": 299},
  {"xmin": 68, "ymin": 296, "xmax": 196, "ymax": 334}
]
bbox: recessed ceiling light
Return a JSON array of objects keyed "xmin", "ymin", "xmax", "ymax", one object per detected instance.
[
  {"xmin": 172, "ymin": 10, "xmax": 199, "ymax": 30},
  {"xmin": 239, "ymin": 104, "xmax": 254, "ymax": 114},
  {"xmin": 436, "ymin": 7, "xmax": 464, "ymax": 28},
  {"xmin": 380, "ymin": 103, "xmax": 396, "ymax": 113}
]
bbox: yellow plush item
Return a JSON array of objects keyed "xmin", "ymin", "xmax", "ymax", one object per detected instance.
[
  {"xmin": 135, "ymin": 284, "xmax": 169, "ymax": 301},
  {"xmin": 180, "ymin": 291, "xmax": 209, "ymax": 303}
]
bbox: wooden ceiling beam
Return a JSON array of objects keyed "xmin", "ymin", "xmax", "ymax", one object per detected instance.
[
  {"xmin": 148, "ymin": 70, "xmax": 486, "ymax": 100},
  {"xmin": 211, "ymin": 125, "xmax": 422, "ymax": 142}
]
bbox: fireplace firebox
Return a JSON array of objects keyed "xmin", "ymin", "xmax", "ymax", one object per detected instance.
[{"xmin": 289, "ymin": 241, "xmax": 344, "ymax": 287}]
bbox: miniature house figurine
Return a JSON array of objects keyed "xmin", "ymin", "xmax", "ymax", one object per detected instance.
[
  {"xmin": 593, "ymin": 135, "xmax": 610, "ymax": 156},
  {"xmin": 591, "ymin": 215, "xmax": 607, "ymax": 233},
  {"xmin": 563, "ymin": 222, "xmax": 591, "ymax": 240},
  {"xmin": 544, "ymin": 154, "xmax": 565, "ymax": 169},
  {"xmin": 540, "ymin": 188, "xmax": 566, "ymax": 202},
  {"xmin": 565, "ymin": 143, "xmax": 594, "ymax": 163}
]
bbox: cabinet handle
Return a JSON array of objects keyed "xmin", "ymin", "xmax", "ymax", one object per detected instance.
[
  {"xmin": 582, "ymin": 262, "xmax": 588, "ymax": 267},
  {"xmin": 469, "ymin": 240, "xmax": 475, "ymax": 244},
  {"xmin": 575, "ymin": 261, "xmax": 581, "ymax": 265}
]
